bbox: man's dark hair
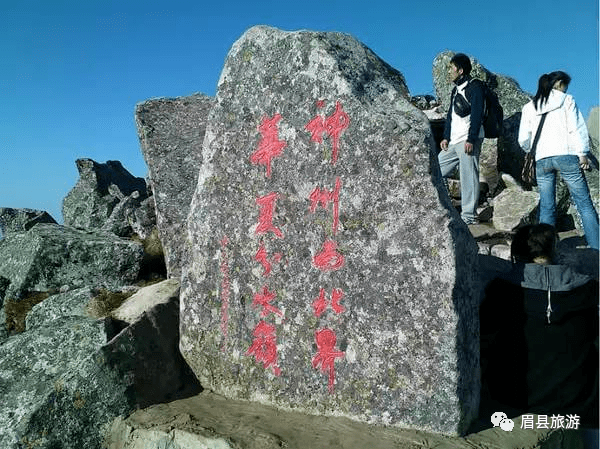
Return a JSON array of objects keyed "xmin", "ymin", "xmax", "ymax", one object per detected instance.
[
  {"xmin": 511, "ymin": 224, "xmax": 557, "ymax": 263},
  {"xmin": 450, "ymin": 53, "xmax": 472, "ymax": 76}
]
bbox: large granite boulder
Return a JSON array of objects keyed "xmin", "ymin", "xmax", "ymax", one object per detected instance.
[
  {"xmin": 0, "ymin": 223, "xmax": 144, "ymax": 301},
  {"xmin": 432, "ymin": 51, "xmax": 532, "ymax": 186},
  {"xmin": 0, "ymin": 316, "xmax": 131, "ymax": 449},
  {"xmin": 0, "ymin": 278, "xmax": 201, "ymax": 448},
  {"xmin": 180, "ymin": 26, "xmax": 479, "ymax": 435},
  {"xmin": 135, "ymin": 94, "xmax": 215, "ymax": 278},
  {"xmin": 0, "ymin": 208, "xmax": 57, "ymax": 238},
  {"xmin": 62, "ymin": 159, "xmax": 150, "ymax": 236},
  {"xmin": 492, "ymin": 186, "xmax": 539, "ymax": 232}
]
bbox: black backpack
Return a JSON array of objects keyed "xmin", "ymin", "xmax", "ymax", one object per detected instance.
[{"xmin": 471, "ymin": 79, "xmax": 504, "ymax": 138}]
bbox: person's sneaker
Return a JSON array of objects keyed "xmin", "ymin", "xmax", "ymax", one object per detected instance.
[{"xmin": 463, "ymin": 218, "xmax": 479, "ymax": 225}]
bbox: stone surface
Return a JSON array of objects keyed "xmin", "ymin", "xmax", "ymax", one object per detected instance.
[
  {"xmin": 0, "ymin": 316, "xmax": 131, "ymax": 449},
  {"xmin": 103, "ymin": 391, "xmax": 590, "ymax": 449},
  {"xmin": 492, "ymin": 188, "xmax": 539, "ymax": 232},
  {"xmin": 180, "ymin": 25, "xmax": 479, "ymax": 435},
  {"xmin": 0, "ymin": 223, "xmax": 144, "ymax": 300},
  {"xmin": 104, "ymin": 415, "xmax": 233, "ymax": 449},
  {"xmin": 1, "ymin": 286, "xmax": 200, "ymax": 448},
  {"xmin": 25, "ymin": 286, "xmax": 96, "ymax": 330},
  {"xmin": 62, "ymin": 158, "xmax": 149, "ymax": 235},
  {"xmin": 111, "ymin": 278, "xmax": 180, "ymax": 324},
  {"xmin": 102, "ymin": 186, "xmax": 157, "ymax": 239},
  {"xmin": 0, "ymin": 208, "xmax": 57, "ymax": 238},
  {"xmin": 102, "ymin": 290, "xmax": 202, "ymax": 409},
  {"xmin": 135, "ymin": 93, "xmax": 215, "ymax": 278}
]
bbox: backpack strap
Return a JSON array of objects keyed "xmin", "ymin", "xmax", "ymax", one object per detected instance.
[{"xmin": 530, "ymin": 113, "xmax": 548, "ymax": 159}]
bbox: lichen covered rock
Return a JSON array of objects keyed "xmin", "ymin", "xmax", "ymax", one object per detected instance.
[
  {"xmin": 0, "ymin": 223, "xmax": 143, "ymax": 300},
  {"xmin": 135, "ymin": 94, "xmax": 215, "ymax": 278},
  {"xmin": 180, "ymin": 26, "xmax": 479, "ymax": 435}
]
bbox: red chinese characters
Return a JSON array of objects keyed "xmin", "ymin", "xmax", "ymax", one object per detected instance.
[
  {"xmin": 247, "ymin": 114, "xmax": 287, "ymax": 377},
  {"xmin": 255, "ymin": 192, "xmax": 283, "ymax": 238},
  {"xmin": 251, "ymin": 114, "xmax": 287, "ymax": 178},
  {"xmin": 252, "ymin": 285, "xmax": 284, "ymax": 318},
  {"xmin": 313, "ymin": 288, "xmax": 345, "ymax": 317},
  {"xmin": 245, "ymin": 321, "xmax": 282, "ymax": 376},
  {"xmin": 304, "ymin": 101, "xmax": 350, "ymax": 164},
  {"xmin": 313, "ymin": 239, "xmax": 345, "ymax": 271},
  {"xmin": 312, "ymin": 328, "xmax": 345, "ymax": 393},
  {"xmin": 306, "ymin": 100, "xmax": 350, "ymax": 394},
  {"xmin": 309, "ymin": 177, "xmax": 341, "ymax": 235},
  {"xmin": 254, "ymin": 241, "xmax": 282, "ymax": 277}
]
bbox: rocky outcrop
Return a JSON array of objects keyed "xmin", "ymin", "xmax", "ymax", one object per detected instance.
[
  {"xmin": 0, "ymin": 208, "xmax": 57, "ymax": 237},
  {"xmin": 492, "ymin": 185, "xmax": 539, "ymax": 232},
  {"xmin": 0, "ymin": 279, "xmax": 201, "ymax": 448},
  {"xmin": 135, "ymin": 94, "xmax": 215, "ymax": 278},
  {"xmin": 62, "ymin": 159, "xmax": 151, "ymax": 237},
  {"xmin": 0, "ymin": 315, "xmax": 132, "ymax": 448},
  {"xmin": 179, "ymin": 25, "xmax": 479, "ymax": 435},
  {"xmin": 0, "ymin": 223, "xmax": 144, "ymax": 302}
]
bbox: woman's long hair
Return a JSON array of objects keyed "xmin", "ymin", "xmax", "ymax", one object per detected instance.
[
  {"xmin": 533, "ymin": 74, "xmax": 552, "ymax": 110},
  {"xmin": 533, "ymin": 71, "xmax": 572, "ymax": 110}
]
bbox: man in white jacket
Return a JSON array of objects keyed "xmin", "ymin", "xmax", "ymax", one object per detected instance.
[{"xmin": 518, "ymin": 71, "xmax": 598, "ymax": 250}]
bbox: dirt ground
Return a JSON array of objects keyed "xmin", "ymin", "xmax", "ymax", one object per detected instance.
[{"xmin": 105, "ymin": 390, "xmax": 597, "ymax": 449}]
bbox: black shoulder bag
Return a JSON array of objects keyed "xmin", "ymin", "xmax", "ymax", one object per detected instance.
[{"xmin": 521, "ymin": 113, "xmax": 547, "ymax": 186}]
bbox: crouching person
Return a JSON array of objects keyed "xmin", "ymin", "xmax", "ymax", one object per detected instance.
[{"xmin": 480, "ymin": 224, "xmax": 598, "ymax": 427}]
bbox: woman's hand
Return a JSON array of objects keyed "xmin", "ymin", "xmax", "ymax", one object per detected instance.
[{"xmin": 579, "ymin": 155, "xmax": 591, "ymax": 171}]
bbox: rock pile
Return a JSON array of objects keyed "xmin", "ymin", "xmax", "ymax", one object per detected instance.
[
  {"xmin": 0, "ymin": 25, "xmax": 597, "ymax": 449},
  {"xmin": 0, "ymin": 160, "xmax": 194, "ymax": 449}
]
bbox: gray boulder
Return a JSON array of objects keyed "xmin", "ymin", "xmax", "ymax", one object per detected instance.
[
  {"xmin": 25, "ymin": 286, "xmax": 97, "ymax": 330},
  {"xmin": 492, "ymin": 184, "xmax": 539, "ymax": 232},
  {"xmin": 0, "ymin": 316, "xmax": 131, "ymax": 449},
  {"xmin": 0, "ymin": 223, "xmax": 144, "ymax": 301},
  {"xmin": 180, "ymin": 26, "xmax": 479, "ymax": 435},
  {"xmin": 0, "ymin": 208, "xmax": 57, "ymax": 238},
  {"xmin": 0, "ymin": 279, "xmax": 201, "ymax": 448},
  {"xmin": 135, "ymin": 94, "xmax": 215, "ymax": 278},
  {"xmin": 101, "ymin": 184, "xmax": 157, "ymax": 239},
  {"xmin": 62, "ymin": 159, "xmax": 149, "ymax": 236}
]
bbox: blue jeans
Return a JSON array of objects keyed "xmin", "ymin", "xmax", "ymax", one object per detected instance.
[
  {"xmin": 536, "ymin": 155, "xmax": 599, "ymax": 250},
  {"xmin": 438, "ymin": 139, "xmax": 482, "ymax": 223}
]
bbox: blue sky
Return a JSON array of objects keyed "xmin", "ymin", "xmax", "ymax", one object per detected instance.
[{"xmin": 1, "ymin": 0, "xmax": 598, "ymax": 224}]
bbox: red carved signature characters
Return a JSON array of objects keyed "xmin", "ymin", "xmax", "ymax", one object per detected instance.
[
  {"xmin": 305, "ymin": 101, "xmax": 349, "ymax": 164},
  {"xmin": 252, "ymin": 285, "xmax": 284, "ymax": 318},
  {"xmin": 251, "ymin": 114, "xmax": 287, "ymax": 178},
  {"xmin": 246, "ymin": 321, "xmax": 281, "ymax": 376},
  {"xmin": 309, "ymin": 177, "xmax": 342, "ymax": 235},
  {"xmin": 254, "ymin": 241, "xmax": 282, "ymax": 277},
  {"xmin": 219, "ymin": 236, "xmax": 230, "ymax": 350},
  {"xmin": 255, "ymin": 192, "xmax": 283, "ymax": 238},
  {"xmin": 313, "ymin": 239, "xmax": 345, "ymax": 271},
  {"xmin": 313, "ymin": 288, "xmax": 345, "ymax": 317},
  {"xmin": 312, "ymin": 328, "xmax": 345, "ymax": 393}
]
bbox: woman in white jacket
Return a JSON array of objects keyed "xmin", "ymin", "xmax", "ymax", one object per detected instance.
[{"xmin": 518, "ymin": 71, "xmax": 598, "ymax": 250}]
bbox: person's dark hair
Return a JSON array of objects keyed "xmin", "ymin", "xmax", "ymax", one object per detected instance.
[
  {"xmin": 533, "ymin": 74, "xmax": 552, "ymax": 110},
  {"xmin": 450, "ymin": 53, "xmax": 472, "ymax": 76},
  {"xmin": 533, "ymin": 71, "xmax": 572, "ymax": 110},
  {"xmin": 548, "ymin": 70, "xmax": 571, "ymax": 89},
  {"xmin": 511, "ymin": 224, "xmax": 558, "ymax": 263}
]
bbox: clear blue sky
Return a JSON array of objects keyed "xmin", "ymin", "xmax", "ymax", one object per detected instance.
[{"xmin": 1, "ymin": 0, "xmax": 598, "ymax": 224}]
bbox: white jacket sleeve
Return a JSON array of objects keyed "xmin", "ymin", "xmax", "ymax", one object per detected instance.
[
  {"xmin": 518, "ymin": 103, "xmax": 533, "ymax": 152},
  {"xmin": 564, "ymin": 95, "xmax": 590, "ymax": 157}
]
